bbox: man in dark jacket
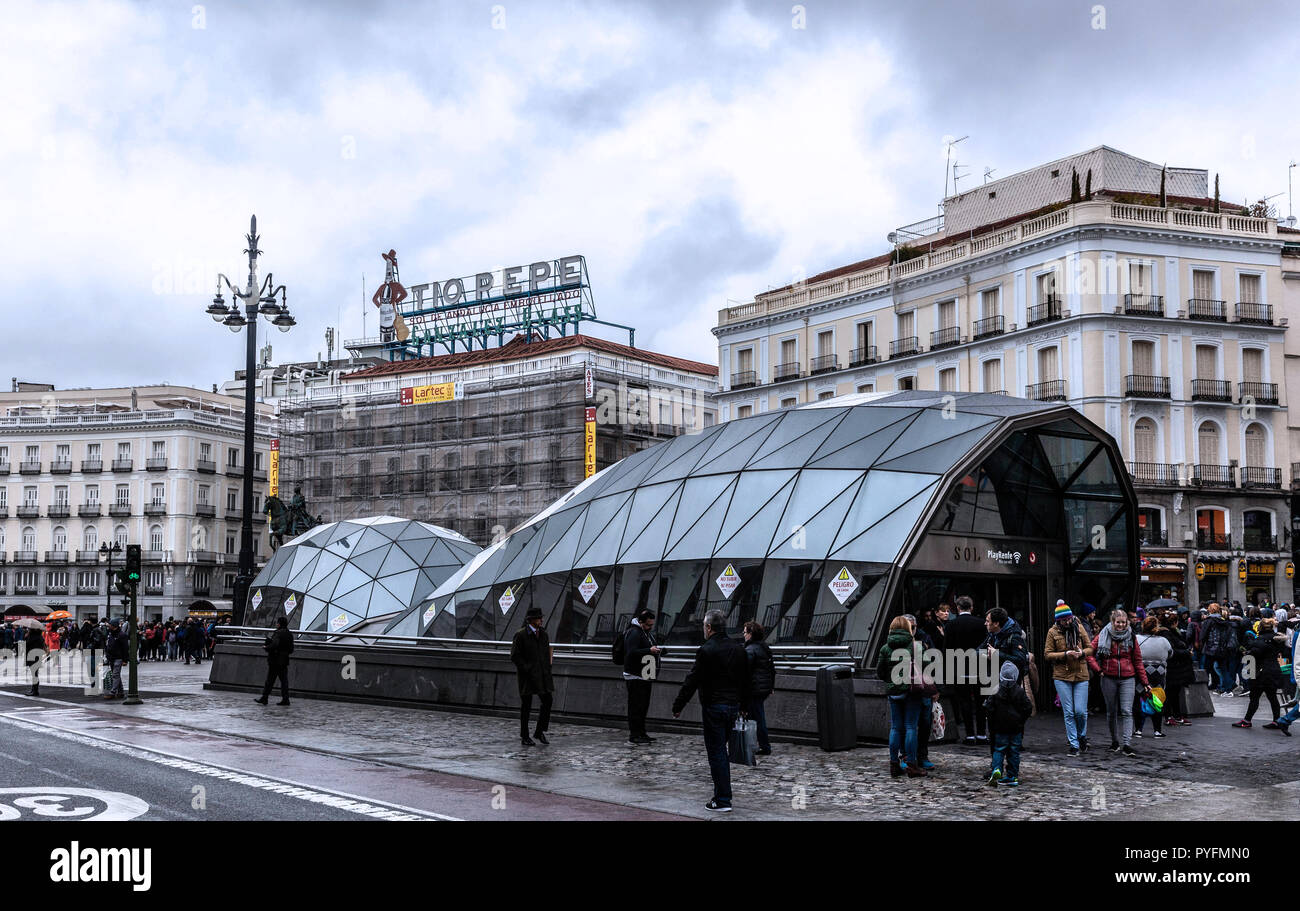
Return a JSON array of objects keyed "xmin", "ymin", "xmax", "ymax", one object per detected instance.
[
  {"xmin": 623, "ymin": 608, "xmax": 662, "ymax": 745},
  {"xmin": 104, "ymin": 620, "xmax": 128, "ymax": 698},
  {"xmin": 946, "ymin": 595, "xmax": 988, "ymax": 744},
  {"xmin": 743, "ymin": 620, "xmax": 775, "ymax": 756},
  {"xmin": 671, "ymin": 609, "xmax": 750, "ymax": 812},
  {"xmin": 255, "ymin": 617, "xmax": 294, "ymax": 706},
  {"xmin": 24, "ymin": 626, "xmax": 46, "ymax": 695},
  {"xmin": 510, "ymin": 607, "xmax": 554, "ymax": 746},
  {"xmin": 982, "ymin": 607, "xmax": 1029, "ymax": 681}
]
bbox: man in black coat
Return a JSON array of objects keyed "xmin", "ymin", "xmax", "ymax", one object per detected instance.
[
  {"xmin": 671, "ymin": 609, "xmax": 750, "ymax": 812},
  {"xmin": 510, "ymin": 606, "xmax": 554, "ymax": 746},
  {"xmin": 623, "ymin": 608, "xmax": 663, "ymax": 745},
  {"xmin": 946, "ymin": 595, "xmax": 988, "ymax": 744},
  {"xmin": 255, "ymin": 617, "xmax": 294, "ymax": 706}
]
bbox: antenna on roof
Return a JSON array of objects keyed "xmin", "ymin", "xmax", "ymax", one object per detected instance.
[
  {"xmin": 943, "ymin": 135, "xmax": 968, "ymax": 199},
  {"xmin": 952, "ymin": 159, "xmax": 970, "ymax": 193},
  {"xmin": 1289, "ymin": 160, "xmax": 1296, "ymax": 221},
  {"xmin": 984, "ymin": 166, "xmax": 996, "ymax": 184}
]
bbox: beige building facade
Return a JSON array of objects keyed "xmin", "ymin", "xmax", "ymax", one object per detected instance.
[
  {"xmin": 0, "ymin": 385, "xmax": 273, "ymax": 621},
  {"xmin": 714, "ymin": 147, "xmax": 1300, "ymax": 607}
]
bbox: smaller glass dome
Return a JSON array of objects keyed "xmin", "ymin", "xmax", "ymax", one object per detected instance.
[{"xmin": 244, "ymin": 516, "xmax": 481, "ymax": 633}]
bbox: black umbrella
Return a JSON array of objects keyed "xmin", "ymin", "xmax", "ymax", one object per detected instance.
[{"xmin": 1144, "ymin": 598, "xmax": 1181, "ymax": 611}]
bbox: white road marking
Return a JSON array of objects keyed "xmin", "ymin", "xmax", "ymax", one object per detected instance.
[{"xmin": 0, "ymin": 712, "xmax": 460, "ymax": 822}]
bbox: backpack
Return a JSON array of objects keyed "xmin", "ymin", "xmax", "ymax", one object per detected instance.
[{"xmin": 611, "ymin": 627, "xmax": 627, "ymax": 666}]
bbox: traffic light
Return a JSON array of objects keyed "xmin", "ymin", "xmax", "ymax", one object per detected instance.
[
  {"xmin": 125, "ymin": 544, "xmax": 141, "ymax": 584},
  {"xmin": 114, "ymin": 568, "xmax": 131, "ymax": 596}
]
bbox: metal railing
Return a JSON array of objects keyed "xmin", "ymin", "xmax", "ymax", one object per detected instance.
[
  {"xmin": 772, "ymin": 361, "xmax": 803, "ymax": 382},
  {"xmin": 1241, "ymin": 532, "xmax": 1279, "ymax": 552},
  {"xmin": 810, "ymin": 354, "xmax": 839, "ymax": 375},
  {"xmin": 44, "ymin": 551, "xmax": 69, "ymax": 563},
  {"xmin": 730, "ymin": 370, "xmax": 757, "ymax": 390},
  {"xmin": 109, "ymin": 503, "xmax": 131, "ymax": 516},
  {"xmin": 1192, "ymin": 464, "xmax": 1233, "ymax": 488},
  {"xmin": 972, "ymin": 315, "xmax": 1004, "ymax": 339},
  {"xmin": 19, "ymin": 461, "xmax": 40, "ymax": 474},
  {"xmin": 1026, "ymin": 379, "xmax": 1066, "ymax": 401},
  {"xmin": 195, "ymin": 504, "xmax": 216, "ymax": 517},
  {"xmin": 111, "ymin": 459, "xmax": 133, "ymax": 471},
  {"xmin": 889, "ymin": 336, "xmax": 921, "ymax": 359},
  {"xmin": 1240, "ymin": 466, "xmax": 1281, "ymax": 489},
  {"xmin": 930, "ymin": 326, "xmax": 962, "ymax": 350},
  {"xmin": 1128, "ymin": 462, "xmax": 1179, "ymax": 486},
  {"xmin": 47, "ymin": 504, "xmax": 70, "ymax": 518},
  {"xmin": 16, "ymin": 506, "xmax": 39, "ymax": 518},
  {"xmin": 1239, "ymin": 382, "xmax": 1278, "ymax": 405},
  {"xmin": 1186, "ymin": 298, "xmax": 1227, "ymax": 321},
  {"xmin": 146, "ymin": 458, "xmax": 168, "ymax": 471},
  {"xmin": 1235, "ymin": 302, "xmax": 1272, "ymax": 325},
  {"xmin": 1124, "ymin": 375, "xmax": 1170, "ymax": 398},
  {"xmin": 848, "ymin": 346, "xmax": 878, "ymax": 367},
  {"xmin": 50, "ymin": 460, "xmax": 72, "ymax": 474},
  {"xmin": 196, "ymin": 459, "xmax": 217, "ymax": 473},
  {"xmin": 1138, "ymin": 530, "xmax": 1168, "ymax": 547},
  {"xmin": 1026, "ymin": 296, "xmax": 1063, "ymax": 326},
  {"xmin": 1123, "ymin": 293, "xmax": 1164, "ymax": 315},
  {"xmin": 144, "ymin": 501, "xmax": 167, "ymax": 515},
  {"xmin": 78, "ymin": 503, "xmax": 101, "ymax": 517},
  {"xmin": 1196, "ymin": 531, "xmax": 1231, "ymax": 549},
  {"xmin": 81, "ymin": 460, "xmax": 102, "ymax": 472},
  {"xmin": 1191, "ymin": 379, "xmax": 1231, "ymax": 402}
]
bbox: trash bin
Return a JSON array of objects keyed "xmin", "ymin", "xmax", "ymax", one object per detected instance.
[{"xmin": 815, "ymin": 664, "xmax": 857, "ymax": 751}]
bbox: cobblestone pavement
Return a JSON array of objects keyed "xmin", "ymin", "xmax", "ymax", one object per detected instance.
[{"xmin": 10, "ymin": 662, "xmax": 1299, "ymax": 820}]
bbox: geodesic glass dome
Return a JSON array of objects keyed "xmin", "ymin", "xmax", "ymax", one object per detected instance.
[
  {"xmin": 384, "ymin": 392, "xmax": 1137, "ymax": 661},
  {"xmin": 244, "ymin": 516, "xmax": 481, "ymax": 633}
]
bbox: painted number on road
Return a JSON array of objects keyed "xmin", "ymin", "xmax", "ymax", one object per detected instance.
[{"xmin": 0, "ymin": 788, "xmax": 149, "ymax": 821}]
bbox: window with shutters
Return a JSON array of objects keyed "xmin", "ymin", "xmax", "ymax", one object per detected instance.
[
  {"xmin": 1244, "ymin": 423, "xmax": 1266, "ymax": 467},
  {"xmin": 981, "ymin": 287, "xmax": 1000, "ymax": 318},
  {"xmin": 939, "ymin": 368, "xmax": 957, "ymax": 392},
  {"xmin": 736, "ymin": 347, "xmax": 753, "ymax": 374},
  {"xmin": 856, "ymin": 383, "xmax": 874, "ymax": 394},
  {"xmin": 1036, "ymin": 272, "xmax": 1057, "ymax": 304},
  {"xmin": 898, "ymin": 311, "xmax": 915, "ymax": 339},
  {"xmin": 1129, "ymin": 262, "xmax": 1151, "ymax": 294},
  {"xmin": 897, "ymin": 375, "xmax": 915, "ymax": 391},
  {"xmin": 1037, "ymin": 347, "xmax": 1059, "ymax": 381},
  {"xmin": 83, "ymin": 526, "xmax": 97, "ymax": 551},
  {"xmin": 938, "ymin": 299, "xmax": 956, "ymax": 329},
  {"xmin": 1239, "ymin": 273, "xmax": 1261, "ymax": 304},
  {"xmin": 52, "ymin": 526, "xmax": 66, "ymax": 552},
  {"xmin": 816, "ymin": 330, "xmax": 833, "ymax": 357},
  {"xmin": 1195, "ymin": 345, "xmax": 1217, "ymax": 380},
  {"xmin": 780, "ymin": 397, "xmax": 798, "ymax": 409},
  {"xmin": 150, "ymin": 526, "xmax": 163, "ymax": 551},
  {"xmin": 1198, "ymin": 422, "xmax": 1220, "ymax": 463},
  {"xmin": 1192, "ymin": 269, "xmax": 1215, "ymax": 300},
  {"xmin": 817, "ymin": 391, "xmax": 835, "ymax": 401},
  {"xmin": 737, "ymin": 405, "xmax": 753, "ymax": 419},
  {"xmin": 1134, "ymin": 419, "xmax": 1157, "ymax": 463},
  {"xmin": 1132, "ymin": 340, "xmax": 1155, "ymax": 375},
  {"xmin": 1242, "ymin": 348, "xmax": 1263, "ymax": 384},
  {"xmin": 856, "ymin": 322, "xmax": 873, "ymax": 349},
  {"xmin": 982, "ymin": 359, "xmax": 1002, "ymax": 392},
  {"xmin": 780, "ymin": 338, "xmax": 797, "ymax": 364}
]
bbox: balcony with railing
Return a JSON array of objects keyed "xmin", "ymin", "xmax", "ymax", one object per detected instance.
[
  {"xmin": 144, "ymin": 500, "xmax": 167, "ymax": 516},
  {"xmin": 1026, "ymin": 379, "xmax": 1067, "ymax": 401},
  {"xmin": 810, "ymin": 354, "xmax": 839, "ymax": 375},
  {"xmin": 145, "ymin": 583, "xmax": 164, "ymax": 595},
  {"xmin": 16, "ymin": 505, "xmax": 39, "ymax": 519},
  {"xmin": 1192, "ymin": 464, "xmax": 1233, "ymax": 488},
  {"xmin": 0, "ymin": 462, "xmax": 9, "ymax": 474},
  {"xmin": 14, "ymin": 582, "xmax": 37, "ymax": 595},
  {"xmin": 1239, "ymin": 382, "xmax": 1278, "ymax": 406},
  {"xmin": 44, "ymin": 551, "xmax": 69, "ymax": 563},
  {"xmin": 1240, "ymin": 466, "xmax": 1282, "ymax": 489},
  {"xmin": 252, "ymin": 468, "xmax": 268, "ymax": 482},
  {"xmin": 19, "ymin": 460, "xmax": 40, "ymax": 474},
  {"xmin": 972, "ymin": 315, "xmax": 1005, "ymax": 340},
  {"xmin": 144, "ymin": 550, "xmax": 168, "ymax": 563},
  {"xmin": 730, "ymin": 370, "xmax": 757, "ymax": 390},
  {"xmin": 146, "ymin": 458, "xmax": 168, "ymax": 471},
  {"xmin": 196, "ymin": 458, "xmax": 217, "ymax": 473},
  {"xmin": 1026, "ymin": 296, "xmax": 1063, "ymax": 327},
  {"xmin": 191, "ymin": 551, "xmax": 218, "ymax": 563},
  {"xmin": 1191, "ymin": 379, "xmax": 1232, "ymax": 402},
  {"xmin": 109, "ymin": 502, "xmax": 131, "ymax": 517},
  {"xmin": 81, "ymin": 459, "xmax": 102, "ymax": 472},
  {"xmin": 1235, "ymin": 302, "xmax": 1273, "ymax": 325},
  {"xmin": 1138, "ymin": 529, "xmax": 1169, "ymax": 547},
  {"xmin": 1123, "ymin": 293, "xmax": 1165, "ymax": 316},
  {"xmin": 772, "ymin": 362, "xmax": 803, "ymax": 382},
  {"xmin": 1124, "ymin": 375, "xmax": 1170, "ymax": 399},
  {"xmin": 889, "ymin": 336, "xmax": 921, "ymax": 359},
  {"xmin": 848, "ymin": 346, "xmax": 878, "ymax": 367},
  {"xmin": 1196, "ymin": 531, "xmax": 1232, "ymax": 549},
  {"xmin": 78, "ymin": 503, "xmax": 101, "ymax": 517},
  {"xmin": 1186, "ymin": 298, "xmax": 1227, "ymax": 322},
  {"xmin": 76, "ymin": 583, "xmax": 100, "ymax": 595},
  {"xmin": 1128, "ymin": 462, "xmax": 1180, "ymax": 487},
  {"xmin": 930, "ymin": 326, "xmax": 963, "ymax": 351},
  {"xmin": 225, "ymin": 462, "xmax": 244, "ymax": 477},
  {"xmin": 225, "ymin": 508, "xmax": 243, "ymax": 521},
  {"xmin": 252, "ymin": 511, "xmax": 267, "ymax": 524},
  {"xmin": 76, "ymin": 550, "xmax": 101, "ymax": 563},
  {"xmin": 1242, "ymin": 531, "xmax": 1279, "ymax": 552},
  {"xmin": 195, "ymin": 503, "xmax": 216, "ymax": 517},
  {"xmin": 14, "ymin": 551, "xmax": 37, "ymax": 563},
  {"xmin": 50, "ymin": 460, "xmax": 72, "ymax": 474},
  {"xmin": 111, "ymin": 458, "xmax": 133, "ymax": 471},
  {"xmin": 47, "ymin": 504, "xmax": 70, "ymax": 518},
  {"xmin": 45, "ymin": 579, "xmax": 69, "ymax": 594}
]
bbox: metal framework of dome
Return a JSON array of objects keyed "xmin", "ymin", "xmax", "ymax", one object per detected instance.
[
  {"xmin": 245, "ymin": 516, "xmax": 481, "ymax": 633},
  {"xmin": 385, "ymin": 392, "xmax": 1137, "ymax": 661}
]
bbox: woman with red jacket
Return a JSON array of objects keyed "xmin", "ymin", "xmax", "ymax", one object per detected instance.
[{"xmin": 1087, "ymin": 609, "xmax": 1150, "ymax": 757}]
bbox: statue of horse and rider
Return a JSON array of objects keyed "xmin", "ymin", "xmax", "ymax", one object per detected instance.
[{"xmin": 265, "ymin": 486, "xmax": 322, "ymax": 551}]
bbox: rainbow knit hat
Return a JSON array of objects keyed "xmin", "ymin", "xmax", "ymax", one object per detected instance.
[{"xmin": 1054, "ymin": 601, "xmax": 1073, "ymax": 620}]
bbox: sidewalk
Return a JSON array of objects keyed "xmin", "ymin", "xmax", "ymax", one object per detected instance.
[{"xmin": 15, "ymin": 662, "xmax": 1300, "ymax": 820}]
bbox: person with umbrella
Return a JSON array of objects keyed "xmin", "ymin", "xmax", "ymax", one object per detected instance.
[{"xmin": 17, "ymin": 619, "xmax": 47, "ymax": 696}]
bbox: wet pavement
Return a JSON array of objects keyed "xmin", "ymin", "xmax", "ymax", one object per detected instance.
[{"xmin": 4, "ymin": 661, "xmax": 1298, "ymax": 820}]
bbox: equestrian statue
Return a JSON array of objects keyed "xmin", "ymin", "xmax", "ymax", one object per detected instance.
[{"xmin": 265, "ymin": 486, "xmax": 322, "ymax": 551}]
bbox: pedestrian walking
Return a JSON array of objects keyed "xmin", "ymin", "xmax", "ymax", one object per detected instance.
[
  {"xmin": 945, "ymin": 595, "xmax": 988, "ymax": 745},
  {"xmin": 621, "ymin": 608, "xmax": 662, "ymax": 744},
  {"xmin": 907, "ymin": 613, "xmax": 937, "ymax": 772},
  {"xmin": 671, "ymin": 609, "xmax": 750, "ymax": 812},
  {"xmin": 877, "ymin": 615, "xmax": 929, "ymax": 779},
  {"xmin": 24, "ymin": 626, "xmax": 45, "ymax": 696},
  {"xmin": 1133, "ymin": 615, "xmax": 1171, "ymax": 738},
  {"xmin": 1226, "ymin": 607, "xmax": 1248, "ymax": 694},
  {"xmin": 254, "ymin": 617, "xmax": 294, "ymax": 706},
  {"xmin": 1088, "ymin": 609, "xmax": 1150, "ymax": 756},
  {"xmin": 1043, "ymin": 602, "xmax": 1093, "ymax": 756},
  {"xmin": 1201, "ymin": 603, "xmax": 1236, "ymax": 693},
  {"xmin": 743, "ymin": 620, "xmax": 775, "ymax": 757},
  {"xmin": 1232, "ymin": 618, "xmax": 1287, "ymax": 729},
  {"xmin": 509, "ymin": 607, "xmax": 553, "ymax": 747},
  {"xmin": 984, "ymin": 661, "xmax": 1032, "ymax": 786},
  {"xmin": 1158, "ymin": 613, "xmax": 1195, "ymax": 726},
  {"xmin": 1264, "ymin": 629, "xmax": 1300, "ymax": 735},
  {"xmin": 982, "ymin": 607, "xmax": 1029, "ymax": 681},
  {"xmin": 104, "ymin": 619, "xmax": 127, "ymax": 699}
]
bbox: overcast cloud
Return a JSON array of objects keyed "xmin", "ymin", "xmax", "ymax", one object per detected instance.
[{"xmin": 2, "ymin": 0, "xmax": 1297, "ymax": 387}]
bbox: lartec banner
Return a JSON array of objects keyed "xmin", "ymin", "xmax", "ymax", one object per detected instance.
[
  {"xmin": 399, "ymin": 381, "xmax": 460, "ymax": 405},
  {"xmin": 584, "ymin": 406, "xmax": 596, "ymax": 478}
]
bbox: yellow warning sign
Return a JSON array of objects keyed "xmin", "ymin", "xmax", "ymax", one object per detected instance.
[{"xmin": 715, "ymin": 563, "xmax": 740, "ymax": 598}]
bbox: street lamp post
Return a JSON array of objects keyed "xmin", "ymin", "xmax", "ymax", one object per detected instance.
[
  {"xmin": 206, "ymin": 215, "xmax": 295, "ymax": 625},
  {"xmin": 99, "ymin": 541, "xmax": 121, "ymax": 620}
]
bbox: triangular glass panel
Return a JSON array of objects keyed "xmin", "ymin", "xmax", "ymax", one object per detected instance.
[
  {"xmin": 616, "ymin": 483, "xmax": 681, "ymax": 561},
  {"xmin": 808, "ymin": 408, "xmax": 916, "ymax": 463},
  {"xmin": 874, "ymin": 411, "xmax": 998, "ymax": 466},
  {"xmin": 714, "ymin": 470, "xmax": 797, "ymax": 550},
  {"xmin": 689, "ymin": 412, "xmax": 786, "ymax": 475},
  {"xmin": 664, "ymin": 474, "xmax": 738, "ymax": 554},
  {"xmin": 830, "ymin": 486, "xmax": 938, "ymax": 562},
  {"xmin": 573, "ymin": 495, "xmax": 635, "ymax": 568},
  {"xmin": 872, "ymin": 425, "xmax": 999, "ymax": 474},
  {"xmin": 769, "ymin": 473, "xmax": 866, "ymax": 559},
  {"xmin": 715, "ymin": 473, "xmax": 798, "ymax": 558},
  {"xmin": 620, "ymin": 485, "xmax": 684, "ymax": 564},
  {"xmin": 745, "ymin": 410, "xmax": 848, "ymax": 469},
  {"xmin": 831, "ymin": 471, "xmax": 939, "ymax": 554}
]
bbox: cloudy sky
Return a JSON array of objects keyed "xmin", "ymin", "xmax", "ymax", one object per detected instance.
[{"xmin": 3, "ymin": 0, "xmax": 1297, "ymax": 388}]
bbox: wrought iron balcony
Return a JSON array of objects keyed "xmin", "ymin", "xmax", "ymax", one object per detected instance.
[
  {"xmin": 1026, "ymin": 379, "xmax": 1067, "ymax": 401},
  {"xmin": 1186, "ymin": 298, "xmax": 1227, "ymax": 321},
  {"xmin": 16, "ymin": 506, "xmax": 39, "ymax": 518},
  {"xmin": 144, "ymin": 550, "xmax": 167, "ymax": 562},
  {"xmin": 193, "ymin": 585, "xmax": 211, "ymax": 597},
  {"xmin": 1026, "ymin": 296, "xmax": 1063, "ymax": 326},
  {"xmin": 730, "ymin": 370, "xmax": 757, "ymax": 390},
  {"xmin": 1235, "ymin": 302, "xmax": 1273, "ymax": 325},
  {"xmin": 0, "ymin": 462, "xmax": 9, "ymax": 474},
  {"xmin": 848, "ymin": 346, "xmax": 878, "ymax": 367},
  {"xmin": 773, "ymin": 361, "xmax": 803, "ymax": 382},
  {"xmin": 1239, "ymin": 382, "xmax": 1278, "ymax": 406},
  {"xmin": 252, "ymin": 468, "xmax": 268, "ymax": 482},
  {"xmin": 195, "ymin": 503, "xmax": 216, "ymax": 517},
  {"xmin": 14, "ymin": 551, "xmax": 37, "ymax": 563},
  {"xmin": 19, "ymin": 460, "xmax": 41, "ymax": 474},
  {"xmin": 1128, "ymin": 462, "xmax": 1180, "ymax": 487},
  {"xmin": 1196, "ymin": 531, "xmax": 1232, "ymax": 549},
  {"xmin": 45, "ymin": 581, "xmax": 69, "ymax": 595},
  {"xmin": 146, "ymin": 458, "xmax": 168, "ymax": 471},
  {"xmin": 1123, "ymin": 293, "xmax": 1165, "ymax": 315},
  {"xmin": 111, "ymin": 459, "xmax": 133, "ymax": 471},
  {"xmin": 109, "ymin": 503, "xmax": 131, "ymax": 517},
  {"xmin": 225, "ymin": 463, "xmax": 244, "ymax": 477},
  {"xmin": 1124, "ymin": 375, "xmax": 1170, "ymax": 399},
  {"xmin": 80, "ymin": 459, "xmax": 102, "ymax": 472},
  {"xmin": 930, "ymin": 327, "xmax": 963, "ymax": 351},
  {"xmin": 972, "ymin": 315, "xmax": 1004, "ymax": 340},
  {"xmin": 75, "ymin": 550, "xmax": 101, "ymax": 562},
  {"xmin": 144, "ymin": 501, "xmax": 167, "ymax": 516},
  {"xmin": 252, "ymin": 512, "xmax": 267, "ymax": 524},
  {"xmin": 225, "ymin": 508, "xmax": 243, "ymax": 521},
  {"xmin": 1241, "ymin": 532, "xmax": 1279, "ymax": 551},
  {"xmin": 889, "ymin": 336, "xmax": 921, "ymax": 359},
  {"xmin": 1192, "ymin": 464, "xmax": 1233, "ymax": 488},
  {"xmin": 44, "ymin": 551, "xmax": 68, "ymax": 563},
  {"xmin": 14, "ymin": 584, "xmax": 37, "ymax": 594},
  {"xmin": 76, "ymin": 585, "xmax": 100, "ymax": 595},
  {"xmin": 191, "ymin": 551, "xmax": 218, "ymax": 563},
  {"xmin": 46, "ymin": 504, "xmax": 70, "ymax": 518},
  {"xmin": 78, "ymin": 503, "xmax": 101, "ymax": 517},
  {"xmin": 197, "ymin": 459, "xmax": 217, "ymax": 474},
  {"xmin": 1240, "ymin": 466, "xmax": 1281, "ymax": 490},
  {"xmin": 50, "ymin": 460, "xmax": 72, "ymax": 474},
  {"xmin": 1138, "ymin": 529, "xmax": 1169, "ymax": 547},
  {"xmin": 1190, "ymin": 379, "xmax": 1232, "ymax": 402},
  {"xmin": 810, "ymin": 354, "xmax": 839, "ymax": 375}
]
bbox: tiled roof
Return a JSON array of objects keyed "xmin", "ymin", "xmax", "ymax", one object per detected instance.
[{"xmin": 345, "ymin": 333, "xmax": 718, "ymax": 379}]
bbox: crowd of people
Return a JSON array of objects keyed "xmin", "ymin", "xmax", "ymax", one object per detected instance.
[
  {"xmin": 1, "ymin": 615, "xmax": 228, "ymax": 664},
  {"xmin": 878, "ymin": 595, "xmax": 1299, "ymax": 787}
]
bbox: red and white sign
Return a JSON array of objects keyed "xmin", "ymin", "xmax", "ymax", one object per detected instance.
[
  {"xmin": 584, "ymin": 366, "xmax": 594, "ymax": 399},
  {"xmin": 715, "ymin": 563, "xmax": 741, "ymax": 599},
  {"xmin": 577, "ymin": 572, "xmax": 599, "ymax": 603},
  {"xmin": 827, "ymin": 566, "xmax": 859, "ymax": 605},
  {"xmin": 1029, "ymin": 552, "xmax": 1038, "ymax": 565}
]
